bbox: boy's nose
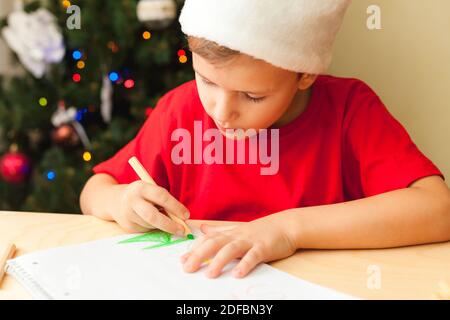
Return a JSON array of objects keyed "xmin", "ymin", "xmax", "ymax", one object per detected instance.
[
  {"xmin": 214, "ymin": 94, "xmax": 238, "ymax": 124},
  {"xmin": 214, "ymin": 110, "xmax": 238, "ymax": 126}
]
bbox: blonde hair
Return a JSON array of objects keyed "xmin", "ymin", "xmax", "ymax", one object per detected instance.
[
  {"xmin": 187, "ymin": 36, "xmax": 240, "ymax": 64},
  {"xmin": 186, "ymin": 35, "xmax": 302, "ymax": 79}
]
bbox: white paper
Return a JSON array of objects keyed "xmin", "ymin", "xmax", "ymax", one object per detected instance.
[{"xmin": 6, "ymin": 230, "xmax": 356, "ymax": 300}]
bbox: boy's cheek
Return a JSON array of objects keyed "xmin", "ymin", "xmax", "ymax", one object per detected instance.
[{"xmin": 196, "ymin": 85, "xmax": 214, "ymax": 108}]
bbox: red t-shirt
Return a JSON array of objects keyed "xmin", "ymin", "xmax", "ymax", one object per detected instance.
[{"xmin": 93, "ymin": 75, "xmax": 444, "ymax": 222}]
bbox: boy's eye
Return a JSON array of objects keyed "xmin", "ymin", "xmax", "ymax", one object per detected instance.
[
  {"xmin": 245, "ymin": 94, "xmax": 266, "ymax": 103},
  {"xmin": 200, "ymin": 78, "xmax": 214, "ymax": 86},
  {"xmin": 200, "ymin": 76, "xmax": 265, "ymax": 103}
]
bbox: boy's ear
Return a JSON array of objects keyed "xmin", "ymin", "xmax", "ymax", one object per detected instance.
[{"xmin": 297, "ymin": 74, "xmax": 318, "ymax": 90}]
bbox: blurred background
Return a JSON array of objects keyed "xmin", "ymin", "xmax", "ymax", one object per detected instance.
[
  {"xmin": 0, "ymin": 0, "xmax": 193, "ymax": 213},
  {"xmin": 0, "ymin": 0, "xmax": 448, "ymax": 214}
]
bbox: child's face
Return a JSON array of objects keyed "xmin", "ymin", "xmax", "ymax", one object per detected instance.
[{"xmin": 192, "ymin": 52, "xmax": 315, "ymax": 137}]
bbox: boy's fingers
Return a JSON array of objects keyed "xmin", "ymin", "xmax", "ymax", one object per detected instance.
[
  {"xmin": 129, "ymin": 202, "xmax": 155, "ymax": 229},
  {"xmin": 206, "ymin": 241, "xmax": 249, "ymax": 278},
  {"xmin": 141, "ymin": 185, "xmax": 190, "ymax": 220},
  {"xmin": 190, "ymin": 234, "xmax": 212, "ymax": 251},
  {"xmin": 130, "ymin": 213, "xmax": 154, "ymax": 230},
  {"xmin": 131, "ymin": 199, "xmax": 158, "ymax": 226},
  {"xmin": 133, "ymin": 199, "xmax": 182, "ymax": 235},
  {"xmin": 183, "ymin": 235, "xmax": 229, "ymax": 273},
  {"xmin": 188, "ymin": 225, "xmax": 235, "ymax": 252},
  {"xmin": 180, "ymin": 252, "xmax": 191, "ymax": 263},
  {"xmin": 232, "ymin": 246, "xmax": 265, "ymax": 278}
]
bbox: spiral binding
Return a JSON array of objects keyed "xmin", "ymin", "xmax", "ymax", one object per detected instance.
[{"xmin": 6, "ymin": 260, "xmax": 53, "ymax": 300}]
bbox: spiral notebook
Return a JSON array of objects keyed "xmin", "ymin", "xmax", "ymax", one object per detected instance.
[{"xmin": 6, "ymin": 230, "xmax": 356, "ymax": 300}]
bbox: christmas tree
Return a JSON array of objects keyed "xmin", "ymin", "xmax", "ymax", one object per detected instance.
[{"xmin": 0, "ymin": 0, "xmax": 193, "ymax": 213}]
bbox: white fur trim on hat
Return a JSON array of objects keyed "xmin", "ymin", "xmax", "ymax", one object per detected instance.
[{"xmin": 179, "ymin": 0, "xmax": 351, "ymax": 74}]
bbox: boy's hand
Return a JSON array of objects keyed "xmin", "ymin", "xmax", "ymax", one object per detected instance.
[
  {"xmin": 112, "ymin": 181, "xmax": 190, "ymax": 235},
  {"xmin": 181, "ymin": 214, "xmax": 297, "ymax": 278}
]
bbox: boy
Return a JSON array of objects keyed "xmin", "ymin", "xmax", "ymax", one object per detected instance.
[{"xmin": 80, "ymin": 0, "xmax": 450, "ymax": 279}]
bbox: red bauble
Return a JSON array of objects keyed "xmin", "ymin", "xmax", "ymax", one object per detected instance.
[
  {"xmin": 52, "ymin": 124, "xmax": 80, "ymax": 147},
  {"xmin": 0, "ymin": 151, "xmax": 31, "ymax": 184}
]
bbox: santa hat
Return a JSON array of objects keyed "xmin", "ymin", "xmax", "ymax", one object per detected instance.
[{"xmin": 179, "ymin": 0, "xmax": 351, "ymax": 74}]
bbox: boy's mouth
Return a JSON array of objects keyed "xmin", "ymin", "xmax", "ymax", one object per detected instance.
[
  {"xmin": 214, "ymin": 120, "xmax": 235, "ymax": 132},
  {"xmin": 213, "ymin": 120, "xmax": 257, "ymax": 140}
]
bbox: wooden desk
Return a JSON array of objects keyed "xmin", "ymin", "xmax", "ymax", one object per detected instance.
[{"xmin": 0, "ymin": 211, "xmax": 448, "ymax": 300}]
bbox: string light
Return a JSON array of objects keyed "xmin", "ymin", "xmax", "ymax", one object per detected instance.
[
  {"xmin": 72, "ymin": 50, "xmax": 82, "ymax": 60},
  {"xmin": 76, "ymin": 61, "xmax": 85, "ymax": 69},
  {"xmin": 179, "ymin": 55, "xmax": 188, "ymax": 63},
  {"xmin": 83, "ymin": 151, "xmax": 92, "ymax": 162},
  {"xmin": 142, "ymin": 31, "xmax": 152, "ymax": 40},
  {"xmin": 124, "ymin": 79, "xmax": 135, "ymax": 89},
  {"xmin": 177, "ymin": 49, "xmax": 188, "ymax": 63},
  {"xmin": 72, "ymin": 73, "xmax": 81, "ymax": 82},
  {"xmin": 62, "ymin": 0, "xmax": 71, "ymax": 8},
  {"xmin": 46, "ymin": 170, "xmax": 56, "ymax": 181},
  {"xmin": 39, "ymin": 97, "xmax": 48, "ymax": 107},
  {"xmin": 109, "ymin": 72, "xmax": 119, "ymax": 82}
]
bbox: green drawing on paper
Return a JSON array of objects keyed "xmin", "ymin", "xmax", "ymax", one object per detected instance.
[
  {"xmin": 118, "ymin": 230, "xmax": 194, "ymax": 250},
  {"xmin": 142, "ymin": 238, "xmax": 190, "ymax": 249}
]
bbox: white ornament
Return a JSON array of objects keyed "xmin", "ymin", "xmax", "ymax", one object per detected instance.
[
  {"xmin": 137, "ymin": 0, "xmax": 177, "ymax": 29},
  {"xmin": 51, "ymin": 106, "xmax": 77, "ymax": 128},
  {"xmin": 100, "ymin": 75, "xmax": 113, "ymax": 123},
  {"xmin": 1, "ymin": 8, "xmax": 65, "ymax": 78}
]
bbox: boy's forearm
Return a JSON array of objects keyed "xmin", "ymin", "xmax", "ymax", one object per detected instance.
[
  {"xmin": 80, "ymin": 174, "xmax": 126, "ymax": 221},
  {"xmin": 282, "ymin": 186, "xmax": 450, "ymax": 250}
]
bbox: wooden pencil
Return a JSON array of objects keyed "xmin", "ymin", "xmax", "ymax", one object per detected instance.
[
  {"xmin": 128, "ymin": 156, "xmax": 193, "ymax": 237},
  {"xmin": 0, "ymin": 243, "xmax": 16, "ymax": 287}
]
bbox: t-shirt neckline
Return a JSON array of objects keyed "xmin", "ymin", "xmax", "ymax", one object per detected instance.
[{"xmin": 274, "ymin": 76, "xmax": 321, "ymax": 138}]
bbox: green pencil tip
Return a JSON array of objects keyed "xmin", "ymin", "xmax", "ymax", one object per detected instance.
[{"xmin": 186, "ymin": 234, "xmax": 195, "ymax": 240}]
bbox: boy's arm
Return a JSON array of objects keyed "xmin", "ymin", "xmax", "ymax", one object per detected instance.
[
  {"xmin": 80, "ymin": 173, "xmax": 189, "ymax": 234},
  {"xmin": 182, "ymin": 175, "xmax": 449, "ymax": 278},
  {"xmin": 284, "ymin": 175, "xmax": 450, "ymax": 249},
  {"xmin": 80, "ymin": 173, "xmax": 125, "ymax": 221}
]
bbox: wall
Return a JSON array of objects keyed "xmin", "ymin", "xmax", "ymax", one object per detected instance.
[{"xmin": 329, "ymin": 0, "xmax": 450, "ymax": 186}]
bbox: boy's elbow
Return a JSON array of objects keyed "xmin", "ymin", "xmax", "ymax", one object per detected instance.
[
  {"xmin": 434, "ymin": 187, "xmax": 450, "ymax": 242},
  {"xmin": 443, "ymin": 188, "xmax": 450, "ymax": 238},
  {"xmin": 79, "ymin": 180, "xmax": 91, "ymax": 216},
  {"xmin": 411, "ymin": 176, "xmax": 450, "ymax": 241},
  {"xmin": 79, "ymin": 174, "xmax": 98, "ymax": 216},
  {"xmin": 79, "ymin": 173, "xmax": 119, "ymax": 219}
]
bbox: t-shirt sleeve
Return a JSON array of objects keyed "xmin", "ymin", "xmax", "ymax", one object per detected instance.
[
  {"xmin": 343, "ymin": 80, "xmax": 444, "ymax": 197},
  {"xmin": 92, "ymin": 98, "xmax": 170, "ymax": 188}
]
